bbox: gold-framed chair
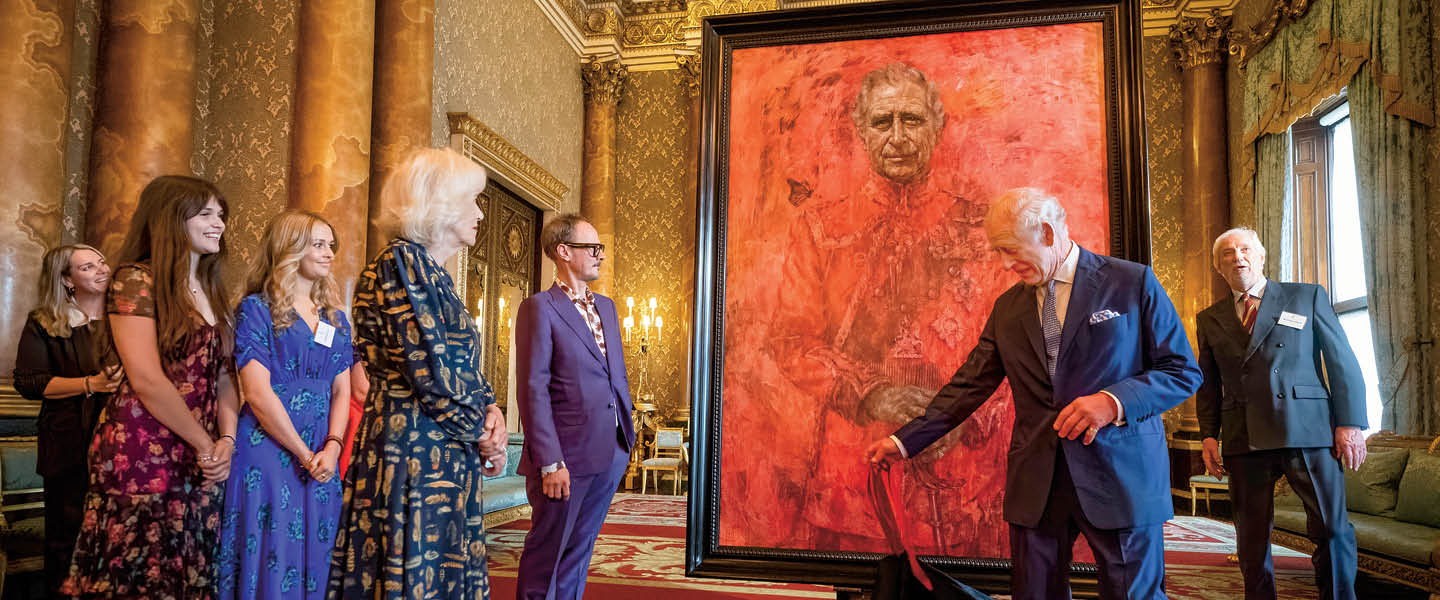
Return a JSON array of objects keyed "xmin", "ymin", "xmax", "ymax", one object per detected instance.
[{"xmin": 640, "ymin": 427, "xmax": 687, "ymax": 495}]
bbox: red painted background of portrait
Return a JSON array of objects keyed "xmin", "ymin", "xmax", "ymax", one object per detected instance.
[{"xmin": 718, "ymin": 22, "xmax": 1112, "ymax": 560}]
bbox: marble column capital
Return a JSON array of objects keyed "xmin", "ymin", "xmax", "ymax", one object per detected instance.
[
  {"xmin": 1168, "ymin": 9, "xmax": 1231, "ymax": 71},
  {"xmin": 582, "ymin": 58, "xmax": 628, "ymax": 106},
  {"xmin": 676, "ymin": 54, "xmax": 701, "ymax": 98}
]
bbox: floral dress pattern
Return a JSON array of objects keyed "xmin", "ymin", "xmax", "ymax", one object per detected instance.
[
  {"xmin": 218, "ymin": 294, "xmax": 352, "ymax": 599},
  {"xmin": 62, "ymin": 263, "xmax": 225, "ymax": 600},
  {"xmin": 328, "ymin": 238, "xmax": 496, "ymax": 600}
]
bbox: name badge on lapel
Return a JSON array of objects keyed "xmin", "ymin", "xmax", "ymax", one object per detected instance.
[
  {"xmin": 315, "ymin": 321, "xmax": 337, "ymax": 347},
  {"xmin": 1277, "ymin": 312, "xmax": 1308, "ymax": 330}
]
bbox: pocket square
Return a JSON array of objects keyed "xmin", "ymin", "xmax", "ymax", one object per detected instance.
[{"xmin": 1089, "ymin": 309, "xmax": 1121, "ymax": 324}]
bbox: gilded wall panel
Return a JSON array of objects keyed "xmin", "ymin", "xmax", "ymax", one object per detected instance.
[
  {"xmin": 432, "ymin": 0, "xmax": 582, "ymax": 209},
  {"xmin": 1141, "ymin": 36, "xmax": 1185, "ymax": 306},
  {"xmin": 614, "ymin": 69, "xmax": 692, "ymax": 422},
  {"xmin": 61, "ymin": 0, "xmax": 100, "ymax": 243},
  {"xmin": 194, "ymin": 0, "xmax": 299, "ymax": 272}
]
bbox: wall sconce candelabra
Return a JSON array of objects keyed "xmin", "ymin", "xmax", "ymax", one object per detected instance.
[{"xmin": 622, "ymin": 296, "xmax": 662, "ymax": 403}]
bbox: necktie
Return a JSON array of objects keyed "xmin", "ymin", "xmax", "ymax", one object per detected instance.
[
  {"xmin": 1241, "ymin": 295, "xmax": 1259, "ymax": 334},
  {"xmin": 1042, "ymin": 279, "xmax": 1061, "ymax": 377}
]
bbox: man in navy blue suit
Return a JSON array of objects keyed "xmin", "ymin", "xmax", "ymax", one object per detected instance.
[
  {"xmin": 1196, "ymin": 227, "xmax": 1366, "ymax": 600},
  {"xmin": 866, "ymin": 188, "xmax": 1203, "ymax": 599},
  {"xmin": 515, "ymin": 213, "xmax": 637, "ymax": 600}
]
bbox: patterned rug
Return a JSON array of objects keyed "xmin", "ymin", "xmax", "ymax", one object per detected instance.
[{"xmin": 484, "ymin": 494, "xmax": 1320, "ymax": 599}]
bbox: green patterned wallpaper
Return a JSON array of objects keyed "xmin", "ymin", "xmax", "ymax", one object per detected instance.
[{"xmin": 614, "ymin": 69, "xmax": 695, "ymax": 423}]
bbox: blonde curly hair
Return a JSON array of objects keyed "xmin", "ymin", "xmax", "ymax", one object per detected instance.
[{"xmin": 247, "ymin": 210, "xmax": 344, "ymax": 331}]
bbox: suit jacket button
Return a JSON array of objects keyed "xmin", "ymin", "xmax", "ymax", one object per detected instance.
[
  {"xmin": 1277, "ymin": 342, "xmax": 1285, "ymax": 347},
  {"xmin": 1274, "ymin": 368, "xmax": 1280, "ymax": 374},
  {"xmin": 607, "ymin": 403, "xmax": 614, "ymax": 408},
  {"xmin": 1277, "ymin": 392, "xmax": 1285, "ymax": 399}
]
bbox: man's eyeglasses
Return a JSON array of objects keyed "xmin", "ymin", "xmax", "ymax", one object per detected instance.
[{"xmin": 562, "ymin": 242, "xmax": 605, "ymax": 258}]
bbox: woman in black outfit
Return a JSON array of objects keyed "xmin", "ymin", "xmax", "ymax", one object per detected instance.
[{"xmin": 12, "ymin": 244, "xmax": 124, "ymax": 595}]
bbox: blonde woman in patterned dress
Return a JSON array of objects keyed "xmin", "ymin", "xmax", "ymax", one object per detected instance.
[
  {"xmin": 328, "ymin": 147, "xmax": 508, "ymax": 599},
  {"xmin": 63, "ymin": 175, "xmax": 240, "ymax": 599}
]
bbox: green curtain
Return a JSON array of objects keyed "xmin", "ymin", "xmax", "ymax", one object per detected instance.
[
  {"xmin": 1349, "ymin": 0, "xmax": 1435, "ymax": 434},
  {"xmin": 1253, "ymin": 132, "xmax": 1292, "ymax": 281},
  {"xmin": 1238, "ymin": 0, "xmax": 1437, "ymax": 434}
]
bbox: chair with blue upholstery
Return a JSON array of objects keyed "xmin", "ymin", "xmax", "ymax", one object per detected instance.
[
  {"xmin": 0, "ymin": 436, "xmax": 46, "ymax": 594},
  {"xmin": 640, "ymin": 427, "xmax": 687, "ymax": 495}
]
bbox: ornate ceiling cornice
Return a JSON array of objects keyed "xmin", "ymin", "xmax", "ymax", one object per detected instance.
[
  {"xmin": 535, "ymin": 0, "xmax": 1240, "ymax": 69},
  {"xmin": 1140, "ymin": 0, "xmax": 1239, "ymax": 37},
  {"xmin": 535, "ymin": 0, "xmax": 785, "ymax": 70}
]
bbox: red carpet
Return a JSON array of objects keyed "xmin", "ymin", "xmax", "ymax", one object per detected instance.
[{"xmin": 485, "ymin": 494, "xmax": 1318, "ymax": 599}]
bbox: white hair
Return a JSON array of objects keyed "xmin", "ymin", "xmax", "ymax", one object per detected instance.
[
  {"xmin": 1211, "ymin": 227, "xmax": 1266, "ymax": 264},
  {"xmin": 378, "ymin": 147, "xmax": 488, "ymax": 247},
  {"xmin": 986, "ymin": 187, "xmax": 1068, "ymax": 243}
]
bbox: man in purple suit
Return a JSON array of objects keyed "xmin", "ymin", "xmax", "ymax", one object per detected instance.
[{"xmin": 515, "ymin": 213, "xmax": 637, "ymax": 600}]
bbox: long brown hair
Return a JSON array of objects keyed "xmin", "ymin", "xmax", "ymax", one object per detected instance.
[
  {"xmin": 30, "ymin": 244, "xmax": 105, "ymax": 337},
  {"xmin": 247, "ymin": 210, "xmax": 344, "ymax": 331},
  {"xmin": 110, "ymin": 175, "xmax": 235, "ymax": 360}
]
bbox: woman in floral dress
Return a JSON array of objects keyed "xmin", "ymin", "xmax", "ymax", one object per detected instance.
[
  {"xmin": 328, "ymin": 147, "xmax": 508, "ymax": 599},
  {"xmin": 218, "ymin": 210, "xmax": 352, "ymax": 599},
  {"xmin": 63, "ymin": 175, "xmax": 240, "ymax": 599}
]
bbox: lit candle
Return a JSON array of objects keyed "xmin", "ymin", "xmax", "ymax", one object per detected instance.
[
  {"xmin": 655, "ymin": 316, "xmax": 663, "ymax": 343},
  {"xmin": 649, "ymin": 297, "xmax": 657, "ymax": 311},
  {"xmin": 627, "ymin": 296, "xmax": 634, "ymax": 309},
  {"xmin": 642, "ymin": 314, "xmax": 652, "ymax": 330},
  {"xmin": 497, "ymin": 297, "xmax": 505, "ymax": 316},
  {"xmin": 623, "ymin": 315, "xmax": 634, "ymax": 342}
]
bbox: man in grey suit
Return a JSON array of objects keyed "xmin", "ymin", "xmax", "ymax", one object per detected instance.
[{"xmin": 1195, "ymin": 227, "xmax": 1368, "ymax": 600}]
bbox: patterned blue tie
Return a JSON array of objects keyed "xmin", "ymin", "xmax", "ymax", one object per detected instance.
[{"xmin": 1042, "ymin": 279, "xmax": 1061, "ymax": 377}]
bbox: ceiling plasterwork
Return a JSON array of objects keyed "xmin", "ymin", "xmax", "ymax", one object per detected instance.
[{"xmin": 535, "ymin": 0, "xmax": 1238, "ymax": 70}]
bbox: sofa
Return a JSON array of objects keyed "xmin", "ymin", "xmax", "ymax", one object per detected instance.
[
  {"xmin": 1272, "ymin": 432, "xmax": 1440, "ymax": 594},
  {"xmin": 481, "ymin": 433, "xmax": 530, "ymax": 527}
]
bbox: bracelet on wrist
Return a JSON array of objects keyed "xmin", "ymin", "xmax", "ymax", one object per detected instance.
[
  {"xmin": 83, "ymin": 376, "xmax": 93, "ymax": 397},
  {"xmin": 323, "ymin": 435, "xmax": 344, "ymax": 450},
  {"xmin": 218, "ymin": 434, "xmax": 236, "ymax": 444}
]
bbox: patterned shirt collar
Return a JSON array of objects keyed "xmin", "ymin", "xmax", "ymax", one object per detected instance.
[{"xmin": 556, "ymin": 280, "xmax": 595, "ymax": 305}]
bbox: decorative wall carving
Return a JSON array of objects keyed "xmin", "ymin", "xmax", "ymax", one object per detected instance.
[
  {"xmin": 582, "ymin": 58, "xmax": 628, "ymax": 105},
  {"xmin": 676, "ymin": 54, "xmax": 700, "ymax": 96},
  {"xmin": 1226, "ymin": 0, "xmax": 1312, "ymax": 66},
  {"xmin": 1169, "ymin": 9, "xmax": 1231, "ymax": 69},
  {"xmin": 447, "ymin": 113, "xmax": 567, "ymax": 213}
]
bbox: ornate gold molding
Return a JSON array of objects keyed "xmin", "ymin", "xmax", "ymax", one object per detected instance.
[
  {"xmin": 1227, "ymin": 0, "xmax": 1313, "ymax": 67},
  {"xmin": 446, "ymin": 113, "xmax": 567, "ymax": 213},
  {"xmin": 0, "ymin": 381, "xmax": 39, "ymax": 418},
  {"xmin": 676, "ymin": 54, "xmax": 701, "ymax": 97},
  {"xmin": 535, "ymin": 0, "xmax": 778, "ymax": 68},
  {"xmin": 1168, "ymin": 9, "xmax": 1231, "ymax": 70},
  {"xmin": 582, "ymin": 58, "xmax": 629, "ymax": 105}
]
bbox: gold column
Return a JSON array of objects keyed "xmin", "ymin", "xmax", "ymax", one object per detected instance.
[
  {"xmin": 580, "ymin": 58, "xmax": 627, "ymax": 296},
  {"xmin": 85, "ymin": 0, "xmax": 199, "ymax": 258},
  {"xmin": 368, "ymin": 0, "xmax": 433, "ymax": 259},
  {"xmin": 0, "ymin": 0, "xmax": 74, "ymax": 381},
  {"xmin": 289, "ymin": 0, "xmax": 375, "ymax": 299},
  {"xmin": 1170, "ymin": 10, "xmax": 1232, "ymax": 433}
]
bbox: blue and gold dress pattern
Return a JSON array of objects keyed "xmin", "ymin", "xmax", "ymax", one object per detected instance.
[
  {"xmin": 219, "ymin": 294, "xmax": 352, "ymax": 599},
  {"xmin": 328, "ymin": 238, "xmax": 496, "ymax": 600}
]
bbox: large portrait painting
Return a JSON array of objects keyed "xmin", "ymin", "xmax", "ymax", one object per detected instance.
[{"xmin": 688, "ymin": 0, "xmax": 1151, "ymax": 590}]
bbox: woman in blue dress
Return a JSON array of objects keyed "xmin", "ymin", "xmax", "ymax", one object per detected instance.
[{"xmin": 220, "ymin": 210, "xmax": 353, "ymax": 599}]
